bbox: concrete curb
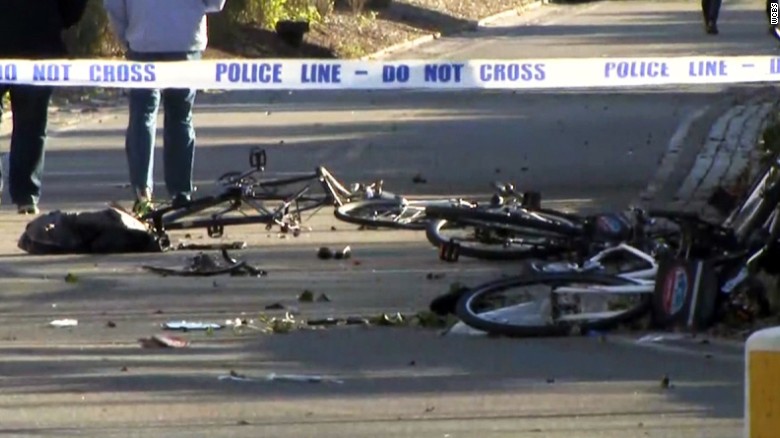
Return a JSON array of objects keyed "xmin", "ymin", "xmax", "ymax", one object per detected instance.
[
  {"xmin": 360, "ymin": 0, "xmax": 547, "ymax": 60},
  {"xmin": 636, "ymin": 88, "xmax": 780, "ymax": 223}
]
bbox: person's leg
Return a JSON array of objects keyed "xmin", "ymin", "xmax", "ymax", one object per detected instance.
[
  {"xmin": 161, "ymin": 51, "xmax": 201, "ymax": 205},
  {"xmin": 0, "ymin": 86, "xmax": 7, "ymax": 198},
  {"xmin": 703, "ymin": 0, "xmax": 721, "ymax": 34},
  {"xmin": 161, "ymin": 86, "xmax": 197, "ymax": 204},
  {"xmin": 125, "ymin": 87, "xmax": 161, "ymax": 211},
  {"xmin": 7, "ymin": 84, "xmax": 53, "ymax": 213}
]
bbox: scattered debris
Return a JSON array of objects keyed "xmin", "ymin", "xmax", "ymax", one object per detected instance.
[
  {"xmin": 162, "ymin": 321, "xmax": 224, "ymax": 331},
  {"xmin": 636, "ymin": 333, "xmax": 687, "ymax": 343},
  {"xmin": 237, "ymin": 420, "xmax": 250, "ymax": 426},
  {"xmin": 256, "ymin": 312, "xmax": 304, "ymax": 334},
  {"xmin": 335, "ymin": 246, "xmax": 351, "ymax": 260},
  {"xmin": 424, "ymin": 406, "xmax": 435, "ymax": 413},
  {"xmin": 307, "ymin": 317, "xmax": 369, "ymax": 326},
  {"xmin": 370, "ymin": 312, "xmax": 406, "ymax": 326},
  {"xmin": 218, "ymin": 370, "xmax": 343, "ymax": 384},
  {"xmin": 317, "ymin": 247, "xmax": 334, "ymax": 260},
  {"xmin": 142, "ymin": 249, "xmax": 267, "ymax": 277},
  {"xmin": 266, "ymin": 373, "xmax": 344, "ymax": 384},
  {"xmin": 225, "ymin": 318, "xmax": 254, "ymax": 328},
  {"xmin": 317, "ymin": 246, "xmax": 351, "ymax": 260},
  {"xmin": 660, "ymin": 374, "xmax": 671, "ymax": 389},
  {"xmin": 546, "ymin": 378, "xmax": 555, "ymax": 384},
  {"xmin": 426, "ymin": 272, "xmax": 445, "ymax": 280},
  {"xmin": 408, "ymin": 360, "xmax": 416, "ymax": 366},
  {"xmin": 65, "ymin": 273, "xmax": 79, "ymax": 283},
  {"xmin": 49, "ymin": 319, "xmax": 78, "ymax": 328},
  {"xmin": 298, "ymin": 290, "xmax": 315, "ymax": 302},
  {"xmin": 176, "ymin": 241, "xmax": 246, "ymax": 251},
  {"xmin": 412, "ymin": 173, "xmax": 427, "ymax": 184},
  {"xmin": 330, "ymin": 226, "xmax": 337, "ymax": 231},
  {"xmin": 106, "ymin": 321, "xmax": 117, "ymax": 328},
  {"xmin": 264, "ymin": 302, "xmax": 286, "ymax": 310},
  {"xmin": 316, "ymin": 293, "xmax": 332, "ymax": 302},
  {"xmin": 138, "ymin": 334, "xmax": 189, "ymax": 348},
  {"xmin": 120, "ymin": 366, "xmax": 129, "ymax": 372},
  {"xmin": 218, "ymin": 370, "xmax": 253, "ymax": 382}
]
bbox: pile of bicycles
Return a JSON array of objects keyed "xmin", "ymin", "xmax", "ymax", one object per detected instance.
[
  {"xmin": 129, "ymin": 146, "xmax": 779, "ymax": 337},
  {"xmin": 428, "ymin": 158, "xmax": 780, "ymax": 337}
]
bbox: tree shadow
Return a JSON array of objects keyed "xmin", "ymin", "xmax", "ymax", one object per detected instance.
[
  {"xmin": 208, "ymin": 23, "xmax": 337, "ymax": 59},
  {"xmin": 378, "ymin": 2, "xmax": 476, "ymax": 34}
]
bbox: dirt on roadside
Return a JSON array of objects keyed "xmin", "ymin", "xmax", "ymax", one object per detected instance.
[{"xmin": 206, "ymin": 0, "xmax": 538, "ymax": 59}]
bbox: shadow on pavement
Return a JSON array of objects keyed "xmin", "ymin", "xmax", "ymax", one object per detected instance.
[
  {"xmin": 0, "ymin": 328, "xmax": 744, "ymax": 420},
  {"xmin": 379, "ymin": 2, "xmax": 475, "ymax": 34},
  {"xmin": 457, "ymin": 9, "xmax": 776, "ymax": 56}
]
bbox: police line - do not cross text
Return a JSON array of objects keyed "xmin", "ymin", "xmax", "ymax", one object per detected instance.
[{"xmin": 1, "ymin": 56, "xmax": 780, "ymax": 90}]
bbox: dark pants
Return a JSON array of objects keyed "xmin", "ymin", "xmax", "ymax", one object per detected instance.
[
  {"xmin": 124, "ymin": 51, "xmax": 200, "ymax": 200},
  {"xmin": 0, "ymin": 84, "xmax": 53, "ymax": 206},
  {"xmin": 701, "ymin": 0, "xmax": 722, "ymax": 23}
]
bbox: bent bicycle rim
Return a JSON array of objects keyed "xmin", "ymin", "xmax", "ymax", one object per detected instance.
[{"xmin": 455, "ymin": 272, "xmax": 652, "ymax": 337}]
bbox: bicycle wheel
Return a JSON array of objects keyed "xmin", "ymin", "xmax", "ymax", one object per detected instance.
[
  {"xmin": 424, "ymin": 205, "xmax": 582, "ymax": 260},
  {"xmin": 426, "ymin": 218, "xmax": 576, "ymax": 260},
  {"xmin": 455, "ymin": 272, "xmax": 653, "ymax": 337},
  {"xmin": 426, "ymin": 205, "xmax": 584, "ymax": 236},
  {"xmin": 334, "ymin": 198, "xmax": 430, "ymax": 230}
]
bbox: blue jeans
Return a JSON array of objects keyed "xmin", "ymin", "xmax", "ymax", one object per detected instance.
[
  {"xmin": 0, "ymin": 84, "xmax": 53, "ymax": 206},
  {"xmin": 125, "ymin": 51, "xmax": 200, "ymax": 200},
  {"xmin": 702, "ymin": 0, "xmax": 721, "ymax": 22}
]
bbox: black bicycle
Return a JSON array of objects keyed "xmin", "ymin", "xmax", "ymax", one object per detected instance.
[
  {"xmin": 423, "ymin": 189, "xmax": 664, "ymax": 261},
  {"xmin": 136, "ymin": 147, "xmax": 452, "ymax": 239}
]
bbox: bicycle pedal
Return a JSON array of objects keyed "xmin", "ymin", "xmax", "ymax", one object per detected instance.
[
  {"xmin": 207, "ymin": 225, "xmax": 224, "ymax": 238},
  {"xmin": 439, "ymin": 240, "xmax": 460, "ymax": 262}
]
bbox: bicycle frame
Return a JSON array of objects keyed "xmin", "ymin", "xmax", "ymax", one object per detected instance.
[
  {"xmin": 140, "ymin": 148, "xmax": 365, "ymax": 237},
  {"xmin": 536, "ymin": 243, "xmax": 658, "ymax": 294}
]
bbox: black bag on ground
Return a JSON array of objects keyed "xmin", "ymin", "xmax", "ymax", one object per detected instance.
[{"xmin": 17, "ymin": 207, "xmax": 162, "ymax": 254}]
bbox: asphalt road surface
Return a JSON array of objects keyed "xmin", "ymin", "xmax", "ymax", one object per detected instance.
[{"xmin": 0, "ymin": 0, "xmax": 769, "ymax": 436}]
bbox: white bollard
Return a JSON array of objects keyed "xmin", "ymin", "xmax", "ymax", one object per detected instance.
[{"xmin": 745, "ymin": 326, "xmax": 780, "ymax": 438}]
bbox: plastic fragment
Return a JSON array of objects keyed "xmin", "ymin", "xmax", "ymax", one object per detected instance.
[{"xmin": 49, "ymin": 319, "xmax": 78, "ymax": 327}]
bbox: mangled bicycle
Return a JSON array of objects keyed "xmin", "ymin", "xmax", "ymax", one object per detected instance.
[
  {"xmin": 446, "ymin": 156, "xmax": 780, "ymax": 337},
  {"xmin": 132, "ymin": 148, "xmax": 554, "ymax": 243}
]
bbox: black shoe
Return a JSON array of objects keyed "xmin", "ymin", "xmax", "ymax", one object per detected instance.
[
  {"xmin": 171, "ymin": 194, "xmax": 191, "ymax": 209},
  {"xmin": 706, "ymin": 21, "xmax": 719, "ymax": 34},
  {"xmin": 17, "ymin": 204, "xmax": 40, "ymax": 215}
]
